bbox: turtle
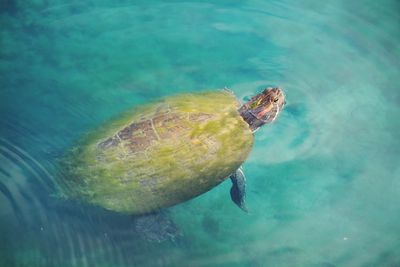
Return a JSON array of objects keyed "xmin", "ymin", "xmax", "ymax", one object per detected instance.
[{"xmin": 60, "ymin": 87, "xmax": 285, "ymax": 239}]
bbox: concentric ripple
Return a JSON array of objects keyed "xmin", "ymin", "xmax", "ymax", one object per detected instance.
[{"xmin": 1, "ymin": 0, "xmax": 400, "ymax": 266}]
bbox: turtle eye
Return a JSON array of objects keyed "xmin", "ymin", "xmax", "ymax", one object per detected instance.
[{"xmin": 273, "ymin": 97, "xmax": 279, "ymax": 103}]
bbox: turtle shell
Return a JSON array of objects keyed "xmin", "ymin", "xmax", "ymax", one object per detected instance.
[{"xmin": 61, "ymin": 91, "xmax": 254, "ymax": 214}]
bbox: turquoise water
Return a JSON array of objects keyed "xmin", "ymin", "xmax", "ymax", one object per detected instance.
[{"xmin": 1, "ymin": 1, "xmax": 400, "ymax": 266}]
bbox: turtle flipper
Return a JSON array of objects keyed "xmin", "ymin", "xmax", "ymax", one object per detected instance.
[
  {"xmin": 134, "ymin": 211, "xmax": 182, "ymax": 242},
  {"xmin": 229, "ymin": 167, "xmax": 248, "ymax": 212}
]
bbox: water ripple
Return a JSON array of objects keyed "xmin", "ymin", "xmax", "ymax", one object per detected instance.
[{"xmin": 0, "ymin": 138, "xmax": 138, "ymax": 266}]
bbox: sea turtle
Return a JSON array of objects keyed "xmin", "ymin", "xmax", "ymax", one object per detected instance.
[{"xmin": 60, "ymin": 87, "xmax": 285, "ymax": 235}]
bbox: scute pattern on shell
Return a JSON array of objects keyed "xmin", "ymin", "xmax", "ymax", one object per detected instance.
[
  {"xmin": 61, "ymin": 91, "xmax": 254, "ymax": 214},
  {"xmin": 97, "ymin": 105, "xmax": 213, "ymax": 154}
]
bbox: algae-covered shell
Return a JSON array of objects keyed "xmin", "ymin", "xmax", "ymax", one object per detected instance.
[{"xmin": 61, "ymin": 91, "xmax": 254, "ymax": 215}]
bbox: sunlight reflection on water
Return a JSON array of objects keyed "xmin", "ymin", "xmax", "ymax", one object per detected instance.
[{"xmin": 1, "ymin": 0, "xmax": 400, "ymax": 266}]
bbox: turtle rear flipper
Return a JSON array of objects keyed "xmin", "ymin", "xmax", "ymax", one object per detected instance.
[
  {"xmin": 229, "ymin": 167, "xmax": 248, "ymax": 212},
  {"xmin": 134, "ymin": 211, "xmax": 182, "ymax": 242}
]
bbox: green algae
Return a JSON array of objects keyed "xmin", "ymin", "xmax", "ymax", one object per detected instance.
[{"xmin": 60, "ymin": 91, "xmax": 254, "ymax": 214}]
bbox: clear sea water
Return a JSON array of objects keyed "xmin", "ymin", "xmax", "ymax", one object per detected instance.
[{"xmin": 1, "ymin": 1, "xmax": 400, "ymax": 266}]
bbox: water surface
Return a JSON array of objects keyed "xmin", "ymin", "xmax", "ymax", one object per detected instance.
[{"xmin": 1, "ymin": 1, "xmax": 400, "ymax": 266}]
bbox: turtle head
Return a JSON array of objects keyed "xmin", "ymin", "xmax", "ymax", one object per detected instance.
[{"xmin": 239, "ymin": 87, "xmax": 286, "ymax": 132}]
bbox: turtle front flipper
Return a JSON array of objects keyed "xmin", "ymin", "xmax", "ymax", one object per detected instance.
[{"xmin": 229, "ymin": 167, "xmax": 248, "ymax": 212}]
